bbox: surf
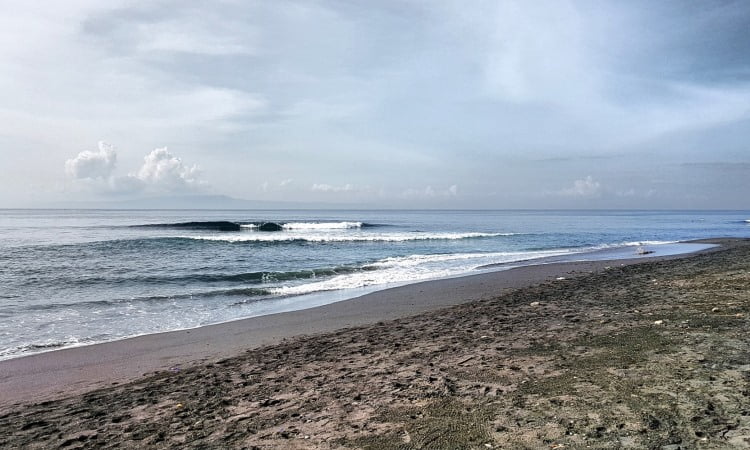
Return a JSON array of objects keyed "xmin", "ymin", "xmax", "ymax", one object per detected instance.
[{"xmin": 133, "ymin": 220, "xmax": 377, "ymax": 232}]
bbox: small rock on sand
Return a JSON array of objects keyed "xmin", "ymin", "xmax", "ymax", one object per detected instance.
[
  {"xmin": 654, "ymin": 320, "xmax": 664, "ymax": 325},
  {"xmin": 530, "ymin": 302, "xmax": 540, "ymax": 307},
  {"xmin": 661, "ymin": 444, "xmax": 681, "ymax": 450}
]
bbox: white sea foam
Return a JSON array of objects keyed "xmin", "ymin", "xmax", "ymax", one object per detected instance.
[
  {"xmin": 239, "ymin": 221, "xmax": 364, "ymax": 230},
  {"xmin": 269, "ymin": 249, "xmax": 573, "ymax": 296},
  {"xmin": 282, "ymin": 221, "xmax": 364, "ymax": 230},
  {"xmin": 180, "ymin": 232, "xmax": 511, "ymax": 243},
  {"xmin": 588, "ymin": 240, "xmax": 678, "ymax": 250},
  {"xmin": 265, "ymin": 239, "xmax": 684, "ymax": 297}
]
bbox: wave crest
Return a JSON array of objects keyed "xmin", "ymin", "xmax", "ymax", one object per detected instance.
[
  {"xmin": 241, "ymin": 221, "xmax": 367, "ymax": 230},
  {"xmin": 135, "ymin": 220, "xmax": 376, "ymax": 232},
  {"xmin": 178, "ymin": 232, "xmax": 511, "ymax": 243},
  {"xmin": 134, "ymin": 221, "xmax": 241, "ymax": 231}
]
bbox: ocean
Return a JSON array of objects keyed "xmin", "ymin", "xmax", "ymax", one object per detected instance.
[{"xmin": 1, "ymin": 209, "xmax": 748, "ymax": 360}]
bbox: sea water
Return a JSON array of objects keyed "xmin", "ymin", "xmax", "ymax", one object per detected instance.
[{"xmin": 0, "ymin": 209, "xmax": 748, "ymax": 360}]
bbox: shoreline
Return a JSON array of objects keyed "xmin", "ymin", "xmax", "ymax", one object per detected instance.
[
  {"xmin": 2, "ymin": 238, "xmax": 748, "ymax": 448},
  {"xmin": 0, "ymin": 240, "xmax": 713, "ymax": 363},
  {"xmin": 0, "ymin": 239, "xmax": 723, "ymax": 408}
]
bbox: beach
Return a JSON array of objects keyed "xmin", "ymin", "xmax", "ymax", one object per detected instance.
[
  {"xmin": 1, "ymin": 238, "xmax": 748, "ymax": 448},
  {"xmin": 3, "ymin": 1, "xmax": 749, "ymax": 447}
]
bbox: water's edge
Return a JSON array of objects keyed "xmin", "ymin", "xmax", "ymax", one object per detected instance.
[{"xmin": 0, "ymin": 240, "xmax": 719, "ymax": 362}]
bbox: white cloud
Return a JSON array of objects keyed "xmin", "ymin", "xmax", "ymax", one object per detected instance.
[
  {"xmin": 400, "ymin": 185, "xmax": 458, "ymax": 199},
  {"xmin": 65, "ymin": 144, "xmax": 203, "ymax": 194},
  {"xmin": 132, "ymin": 147, "xmax": 201, "ymax": 191},
  {"xmin": 65, "ymin": 141, "xmax": 117, "ymax": 179},
  {"xmin": 133, "ymin": 18, "xmax": 256, "ymax": 56},
  {"xmin": 311, "ymin": 183, "xmax": 354, "ymax": 193},
  {"xmin": 560, "ymin": 176, "xmax": 601, "ymax": 197},
  {"xmin": 260, "ymin": 179, "xmax": 292, "ymax": 193}
]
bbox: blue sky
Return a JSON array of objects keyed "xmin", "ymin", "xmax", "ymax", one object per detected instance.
[{"xmin": 1, "ymin": 0, "xmax": 749, "ymax": 208}]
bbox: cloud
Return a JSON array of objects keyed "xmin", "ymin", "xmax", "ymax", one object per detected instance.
[
  {"xmin": 65, "ymin": 141, "xmax": 117, "ymax": 179},
  {"xmin": 400, "ymin": 185, "xmax": 458, "ymax": 199},
  {"xmin": 560, "ymin": 176, "xmax": 601, "ymax": 197},
  {"xmin": 259, "ymin": 179, "xmax": 293, "ymax": 193},
  {"xmin": 131, "ymin": 17, "xmax": 256, "ymax": 56},
  {"xmin": 311, "ymin": 183, "xmax": 354, "ymax": 193},
  {"xmin": 132, "ymin": 147, "xmax": 201, "ymax": 191},
  {"xmin": 65, "ymin": 143, "xmax": 203, "ymax": 194},
  {"xmin": 6, "ymin": 2, "xmax": 750, "ymax": 209},
  {"xmin": 0, "ymin": 2, "xmax": 264, "ymax": 154},
  {"xmin": 478, "ymin": 1, "xmax": 592, "ymax": 104}
]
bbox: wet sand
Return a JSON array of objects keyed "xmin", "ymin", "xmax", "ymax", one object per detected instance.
[{"xmin": 1, "ymin": 239, "xmax": 748, "ymax": 448}]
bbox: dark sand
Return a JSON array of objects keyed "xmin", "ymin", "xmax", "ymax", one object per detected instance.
[{"xmin": 1, "ymin": 239, "xmax": 748, "ymax": 448}]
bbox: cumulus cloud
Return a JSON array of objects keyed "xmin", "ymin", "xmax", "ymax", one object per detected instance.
[
  {"xmin": 132, "ymin": 147, "xmax": 201, "ymax": 191},
  {"xmin": 64, "ymin": 141, "xmax": 117, "ymax": 179},
  {"xmin": 65, "ymin": 143, "xmax": 203, "ymax": 194},
  {"xmin": 560, "ymin": 176, "xmax": 601, "ymax": 197}
]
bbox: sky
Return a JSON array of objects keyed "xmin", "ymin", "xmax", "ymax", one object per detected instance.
[{"xmin": 1, "ymin": 0, "xmax": 749, "ymax": 209}]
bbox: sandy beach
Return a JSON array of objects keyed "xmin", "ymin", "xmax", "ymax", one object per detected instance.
[{"xmin": 1, "ymin": 238, "xmax": 748, "ymax": 448}]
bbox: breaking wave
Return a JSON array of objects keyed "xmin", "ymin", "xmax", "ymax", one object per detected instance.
[
  {"xmin": 55, "ymin": 266, "xmax": 377, "ymax": 287},
  {"xmin": 20, "ymin": 287, "xmax": 275, "ymax": 313},
  {"xmin": 268, "ymin": 249, "xmax": 574, "ymax": 297},
  {"xmin": 587, "ymin": 240, "xmax": 678, "ymax": 250},
  {"xmin": 178, "ymin": 232, "xmax": 513, "ymax": 243},
  {"xmin": 134, "ymin": 221, "xmax": 242, "ymax": 231},
  {"xmin": 241, "ymin": 221, "xmax": 369, "ymax": 230},
  {"xmin": 134, "ymin": 221, "xmax": 377, "ymax": 232}
]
